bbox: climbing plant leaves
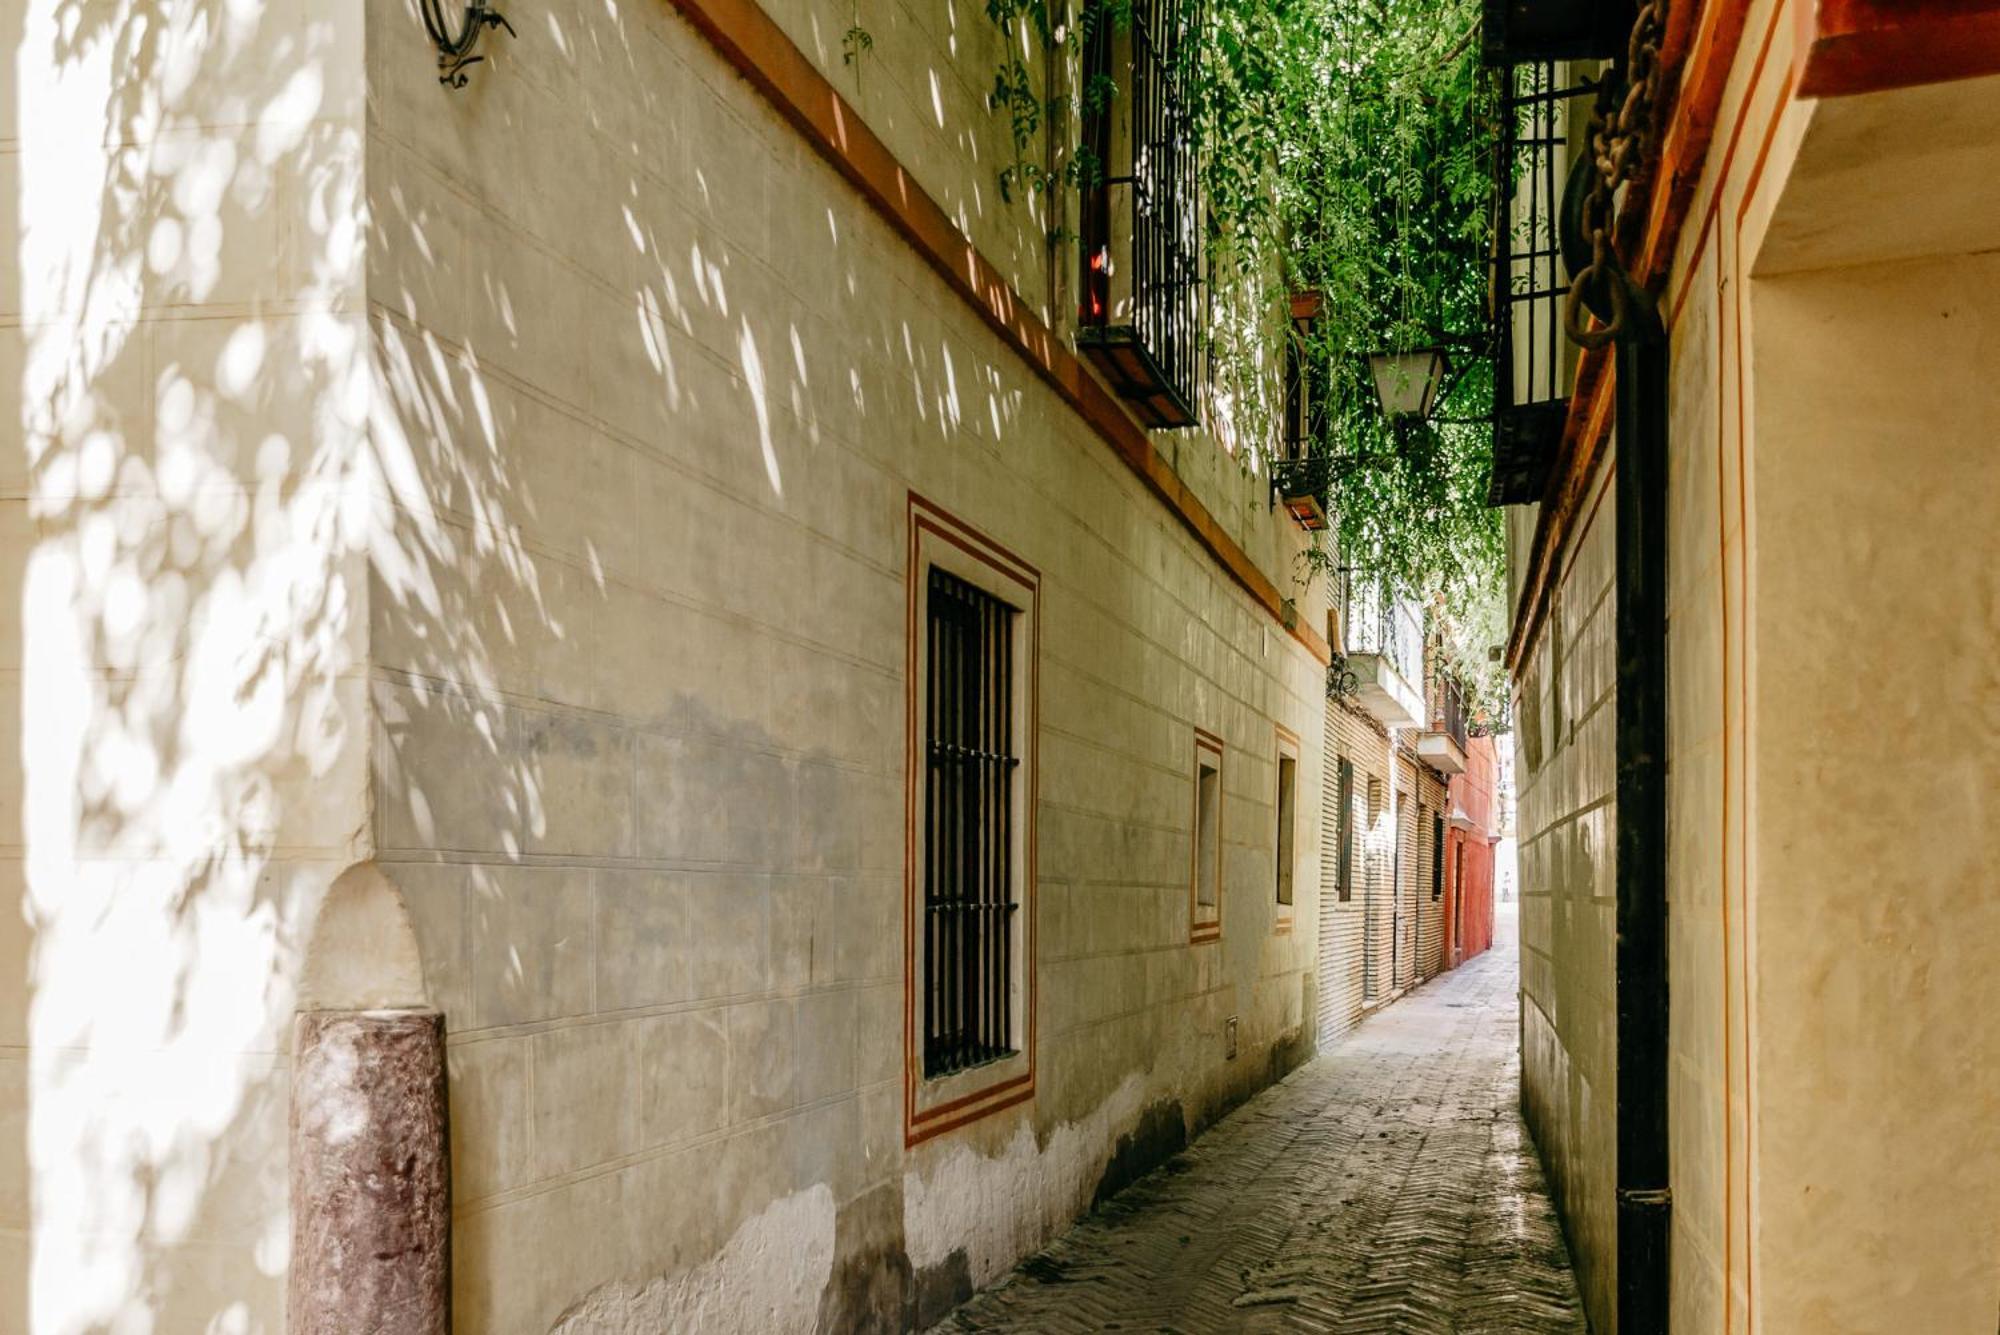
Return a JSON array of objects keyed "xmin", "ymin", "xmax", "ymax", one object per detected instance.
[{"xmin": 979, "ymin": 0, "xmax": 1509, "ymax": 713}]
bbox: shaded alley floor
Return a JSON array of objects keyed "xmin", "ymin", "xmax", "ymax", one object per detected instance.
[{"xmin": 934, "ymin": 907, "xmax": 1587, "ymax": 1333}]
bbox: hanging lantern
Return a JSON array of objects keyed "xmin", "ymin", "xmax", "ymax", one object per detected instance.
[{"xmin": 1366, "ymin": 347, "xmax": 1450, "ymax": 423}]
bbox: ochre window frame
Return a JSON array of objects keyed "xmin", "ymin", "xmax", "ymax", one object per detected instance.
[
  {"xmin": 903, "ymin": 494, "xmax": 1040, "ymax": 1146},
  {"xmin": 1274, "ymin": 724, "xmax": 1300, "ymax": 932},
  {"xmin": 1189, "ymin": 728, "xmax": 1225, "ymax": 943}
]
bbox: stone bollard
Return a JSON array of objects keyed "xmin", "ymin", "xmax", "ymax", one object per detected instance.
[{"xmin": 290, "ymin": 1009, "xmax": 449, "ymax": 1335}]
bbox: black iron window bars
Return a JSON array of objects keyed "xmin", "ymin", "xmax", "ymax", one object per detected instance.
[
  {"xmin": 1335, "ymin": 756, "xmax": 1355, "ymax": 902},
  {"xmin": 1488, "ymin": 60, "xmax": 1593, "ymax": 504},
  {"xmin": 1079, "ymin": 0, "xmax": 1207, "ymax": 429},
  {"xmin": 1431, "ymin": 812, "xmax": 1446, "ymax": 902},
  {"xmin": 1339, "ymin": 568, "xmax": 1419, "ymax": 683},
  {"xmin": 923, "ymin": 568, "xmax": 1020, "ymax": 1078},
  {"xmin": 1432, "ymin": 673, "xmax": 1469, "ymax": 749}
]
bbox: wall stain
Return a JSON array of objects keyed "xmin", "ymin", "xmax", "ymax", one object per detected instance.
[
  {"xmin": 815, "ymin": 1183, "xmax": 914, "ymax": 1333},
  {"xmin": 1267, "ymin": 1020, "xmax": 1312, "ymax": 1085},
  {"xmin": 1091, "ymin": 1097, "xmax": 1187, "ymax": 1207},
  {"xmin": 912, "ymin": 1248, "xmax": 973, "ymax": 1330}
]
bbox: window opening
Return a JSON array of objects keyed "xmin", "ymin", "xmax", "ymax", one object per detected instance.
[{"xmin": 923, "ymin": 567, "xmax": 1020, "ymax": 1078}]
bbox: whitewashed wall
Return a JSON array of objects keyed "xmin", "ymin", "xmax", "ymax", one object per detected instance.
[{"xmin": 2, "ymin": 0, "xmax": 373, "ymax": 1330}]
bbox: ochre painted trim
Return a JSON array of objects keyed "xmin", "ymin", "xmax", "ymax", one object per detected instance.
[
  {"xmin": 1723, "ymin": 64, "xmax": 1792, "ymax": 1325},
  {"xmin": 1797, "ymin": 0, "xmax": 2000, "ymax": 97},
  {"xmin": 663, "ymin": 0, "xmax": 1330, "ymax": 668},
  {"xmin": 903, "ymin": 493, "xmax": 1041, "ymax": 1146}
]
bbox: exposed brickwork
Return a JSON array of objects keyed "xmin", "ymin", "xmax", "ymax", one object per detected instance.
[{"xmin": 934, "ymin": 909, "xmax": 1585, "ymax": 1333}]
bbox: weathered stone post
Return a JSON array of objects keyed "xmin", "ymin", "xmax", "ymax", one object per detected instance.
[{"xmin": 290, "ymin": 1008, "xmax": 450, "ymax": 1334}]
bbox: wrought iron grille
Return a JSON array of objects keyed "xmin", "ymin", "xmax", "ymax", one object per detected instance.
[
  {"xmin": 1335, "ymin": 757, "xmax": 1355, "ymax": 902},
  {"xmin": 1079, "ymin": 0, "xmax": 1206, "ymax": 429},
  {"xmin": 1481, "ymin": 0, "xmax": 1634, "ymax": 65},
  {"xmin": 1363, "ymin": 777, "xmax": 1382, "ymax": 999},
  {"xmin": 1339, "ymin": 569, "xmax": 1422, "ymax": 683},
  {"xmin": 1432, "ymin": 812, "xmax": 1446, "ymax": 902},
  {"xmin": 923, "ymin": 568, "xmax": 1020, "ymax": 1078},
  {"xmin": 1275, "ymin": 752, "xmax": 1297, "ymax": 907},
  {"xmin": 1431, "ymin": 674, "xmax": 1469, "ymax": 749},
  {"xmin": 1470, "ymin": 700, "xmax": 1513, "ymax": 737},
  {"xmin": 1326, "ymin": 653, "xmax": 1360, "ymax": 703},
  {"xmin": 1488, "ymin": 61, "xmax": 1592, "ymax": 505}
]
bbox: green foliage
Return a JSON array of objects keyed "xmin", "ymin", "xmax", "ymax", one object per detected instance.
[
  {"xmin": 841, "ymin": 17, "xmax": 873, "ymax": 88},
  {"xmin": 1260, "ymin": 1, "xmax": 1499, "ymax": 616},
  {"xmin": 976, "ymin": 0, "xmax": 1507, "ymax": 710}
]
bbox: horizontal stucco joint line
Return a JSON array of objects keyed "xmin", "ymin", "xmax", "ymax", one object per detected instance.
[
  {"xmin": 658, "ymin": 0, "xmax": 1329, "ymax": 666},
  {"xmin": 433, "ymin": 977, "xmax": 897, "ymax": 1047},
  {"xmin": 448, "ymin": 1080, "xmax": 892, "ymax": 1217}
]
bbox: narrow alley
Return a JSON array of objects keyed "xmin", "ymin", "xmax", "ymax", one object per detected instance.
[
  {"xmin": 935, "ymin": 907, "xmax": 1584, "ymax": 1333},
  {"xmin": 14, "ymin": 0, "xmax": 1998, "ymax": 1328}
]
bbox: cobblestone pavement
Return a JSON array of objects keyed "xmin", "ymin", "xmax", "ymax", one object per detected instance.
[{"xmin": 934, "ymin": 908, "xmax": 1587, "ymax": 1333}]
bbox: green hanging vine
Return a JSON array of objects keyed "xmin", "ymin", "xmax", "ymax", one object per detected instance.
[{"xmin": 976, "ymin": 0, "xmax": 1510, "ymax": 716}]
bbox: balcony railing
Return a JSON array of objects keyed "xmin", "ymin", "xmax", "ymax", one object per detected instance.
[
  {"xmin": 1339, "ymin": 570, "xmax": 1422, "ymax": 682},
  {"xmin": 1078, "ymin": 0, "xmax": 1206, "ymax": 429},
  {"xmin": 1430, "ymin": 675, "xmax": 1469, "ymax": 750},
  {"xmin": 1487, "ymin": 61, "xmax": 1593, "ymax": 506}
]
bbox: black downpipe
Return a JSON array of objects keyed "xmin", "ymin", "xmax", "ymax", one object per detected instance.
[{"xmin": 1613, "ymin": 295, "xmax": 1671, "ymax": 1333}]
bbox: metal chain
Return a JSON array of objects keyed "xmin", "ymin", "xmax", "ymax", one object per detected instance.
[{"xmin": 1563, "ymin": 0, "xmax": 1669, "ymax": 348}]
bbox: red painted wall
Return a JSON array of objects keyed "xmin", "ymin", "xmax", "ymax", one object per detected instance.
[{"xmin": 1441, "ymin": 738, "xmax": 1499, "ymax": 967}]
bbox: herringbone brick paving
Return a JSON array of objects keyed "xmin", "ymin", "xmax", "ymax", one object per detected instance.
[{"xmin": 933, "ymin": 908, "xmax": 1586, "ymax": 1333}]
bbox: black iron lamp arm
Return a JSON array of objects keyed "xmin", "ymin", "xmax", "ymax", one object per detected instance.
[{"xmin": 422, "ymin": 1, "xmax": 516, "ymax": 87}]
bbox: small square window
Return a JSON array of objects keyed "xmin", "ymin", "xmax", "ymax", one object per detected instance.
[
  {"xmin": 1191, "ymin": 730, "xmax": 1224, "ymax": 941},
  {"xmin": 1275, "ymin": 728, "xmax": 1299, "ymax": 913}
]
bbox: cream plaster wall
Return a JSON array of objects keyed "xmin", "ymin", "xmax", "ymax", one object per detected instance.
[
  {"xmin": 1662, "ymin": 228, "xmax": 1734, "ymax": 1335},
  {"xmin": 360, "ymin": 0, "xmax": 1326, "ymax": 1329},
  {"xmin": 2, "ymin": 0, "xmax": 374, "ymax": 1330},
  {"xmin": 1743, "ymin": 250, "xmax": 2000, "ymax": 1334},
  {"xmin": 751, "ymin": 0, "xmax": 1289, "ymax": 564},
  {"xmin": 754, "ymin": 0, "xmax": 1055, "ymax": 319},
  {"xmin": 1513, "ymin": 470, "xmax": 1617, "ymax": 1332}
]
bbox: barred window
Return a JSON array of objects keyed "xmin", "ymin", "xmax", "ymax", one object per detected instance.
[
  {"xmin": 1336, "ymin": 756, "xmax": 1355, "ymax": 902},
  {"xmin": 1275, "ymin": 745, "xmax": 1298, "ymax": 908},
  {"xmin": 1191, "ymin": 730, "xmax": 1224, "ymax": 940},
  {"xmin": 1077, "ymin": 0, "xmax": 1206, "ymax": 428},
  {"xmin": 923, "ymin": 568, "xmax": 1021, "ymax": 1078},
  {"xmin": 1432, "ymin": 812, "xmax": 1446, "ymax": 902}
]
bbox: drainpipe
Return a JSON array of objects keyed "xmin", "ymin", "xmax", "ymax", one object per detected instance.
[{"xmin": 1613, "ymin": 297, "xmax": 1671, "ymax": 1333}]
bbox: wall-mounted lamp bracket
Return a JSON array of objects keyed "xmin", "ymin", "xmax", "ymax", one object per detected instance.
[{"xmin": 423, "ymin": 1, "xmax": 516, "ymax": 88}]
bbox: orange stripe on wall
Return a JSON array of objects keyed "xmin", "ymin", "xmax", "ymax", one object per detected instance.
[
  {"xmin": 663, "ymin": 0, "xmax": 1330, "ymax": 666},
  {"xmin": 1725, "ymin": 62, "xmax": 1795, "ymax": 1327}
]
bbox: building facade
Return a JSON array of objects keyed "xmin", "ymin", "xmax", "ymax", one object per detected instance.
[
  {"xmin": 1442, "ymin": 735, "xmax": 1498, "ymax": 968},
  {"xmin": 0, "ymin": 0, "xmax": 1391, "ymax": 1330},
  {"xmin": 1497, "ymin": 5, "xmax": 2000, "ymax": 1332},
  {"xmin": 1315, "ymin": 577, "xmax": 1488, "ymax": 1045}
]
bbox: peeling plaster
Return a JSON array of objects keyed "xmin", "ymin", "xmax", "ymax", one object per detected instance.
[
  {"xmin": 903, "ymin": 1072, "xmax": 1156, "ymax": 1291},
  {"xmin": 551, "ymin": 1184, "xmax": 837, "ymax": 1334}
]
